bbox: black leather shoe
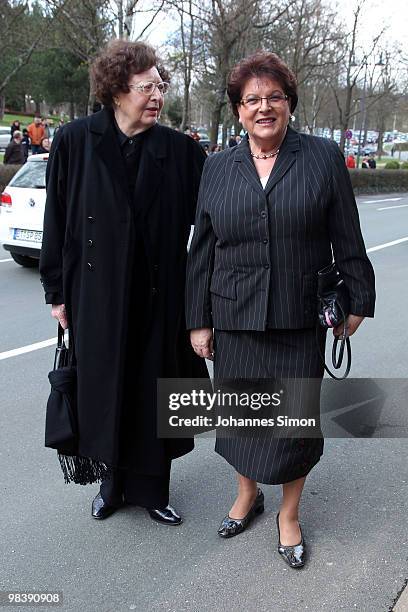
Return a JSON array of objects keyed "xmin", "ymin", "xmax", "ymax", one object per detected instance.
[
  {"xmin": 276, "ymin": 512, "xmax": 306, "ymax": 568},
  {"xmin": 147, "ymin": 505, "xmax": 182, "ymax": 525},
  {"xmin": 91, "ymin": 492, "xmax": 121, "ymax": 520},
  {"xmin": 217, "ymin": 488, "xmax": 264, "ymax": 538}
]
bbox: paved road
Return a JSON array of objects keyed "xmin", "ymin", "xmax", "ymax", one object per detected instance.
[{"xmin": 0, "ymin": 193, "xmax": 407, "ymax": 612}]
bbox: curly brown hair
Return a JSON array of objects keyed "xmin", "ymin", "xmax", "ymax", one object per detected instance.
[
  {"xmin": 90, "ymin": 39, "xmax": 170, "ymax": 107},
  {"xmin": 227, "ymin": 51, "xmax": 298, "ymax": 118}
]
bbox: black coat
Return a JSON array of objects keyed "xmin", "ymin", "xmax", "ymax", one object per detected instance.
[
  {"xmin": 40, "ymin": 109, "xmax": 208, "ymax": 480},
  {"xmin": 4, "ymin": 141, "xmax": 24, "ymax": 165}
]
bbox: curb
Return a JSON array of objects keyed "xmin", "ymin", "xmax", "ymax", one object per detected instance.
[{"xmin": 393, "ymin": 582, "xmax": 408, "ymax": 611}]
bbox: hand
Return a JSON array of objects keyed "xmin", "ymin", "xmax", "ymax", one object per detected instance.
[
  {"xmin": 333, "ymin": 314, "xmax": 364, "ymax": 338},
  {"xmin": 190, "ymin": 328, "xmax": 214, "ymax": 360},
  {"xmin": 51, "ymin": 303, "xmax": 68, "ymax": 330}
]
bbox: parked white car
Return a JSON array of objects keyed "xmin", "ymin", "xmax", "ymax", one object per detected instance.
[
  {"xmin": 0, "ymin": 126, "xmax": 11, "ymax": 150},
  {"xmin": 0, "ymin": 153, "xmax": 48, "ymax": 267}
]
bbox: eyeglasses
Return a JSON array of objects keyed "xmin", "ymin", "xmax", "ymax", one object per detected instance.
[
  {"xmin": 240, "ymin": 94, "xmax": 288, "ymax": 108},
  {"xmin": 128, "ymin": 81, "xmax": 170, "ymax": 96}
]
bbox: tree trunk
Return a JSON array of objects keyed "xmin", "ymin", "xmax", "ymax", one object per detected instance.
[{"xmin": 0, "ymin": 95, "xmax": 5, "ymax": 121}]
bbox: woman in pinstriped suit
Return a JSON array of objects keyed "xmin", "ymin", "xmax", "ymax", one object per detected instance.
[{"xmin": 185, "ymin": 52, "xmax": 375, "ymax": 568}]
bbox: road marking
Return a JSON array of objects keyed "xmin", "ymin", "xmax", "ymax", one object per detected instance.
[
  {"xmin": 367, "ymin": 237, "xmax": 408, "ymax": 253},
  {"xmin": 1, "ymin": 237, "xmax": 407, "ymax": 361},
  {"xmin": 0, "ymin": 258, "xmax": 13, "ymax": 263},
  {"xmin": 377, "ymin": 204, "xmax": 408, "ymax": 211},
  {"xmin": 0, "ymin": 337, "xmax": 56, "ymax": 361},
  {"xmin": 362, "ymin": 197, "xmax": 402, "ymax": 204}
]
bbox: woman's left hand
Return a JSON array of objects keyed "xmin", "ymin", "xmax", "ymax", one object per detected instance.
[{"xmin": 333, "ymin": 314, "xmax": 364, "ymax": 338}]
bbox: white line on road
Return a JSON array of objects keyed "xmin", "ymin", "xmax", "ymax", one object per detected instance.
[
  {"xmin": 367, "ymin": 237, "xmax": 408, "ymax": 253},
  {"xmin": 362, "ymin": 197, "xmax": 402, "ymax": 204},
  {"xmin": 0, "ymin": 258, "xmax": 13, "ymax": 263},
  {"xmin": 1, "ymin": 237, "xmax": 408, "ymax": 361},
  {"xmin": 377, "ymin": 204, "xmax": 408, "ymax": 211},
  {"xmin": 0, "ymin": 337, "xmax": 56, "ymax": 361}
]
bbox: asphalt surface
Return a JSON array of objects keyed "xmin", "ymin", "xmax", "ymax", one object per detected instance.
[{"xmin": 0, "ymin": 193, "xmax": 407, "ymax": 612}]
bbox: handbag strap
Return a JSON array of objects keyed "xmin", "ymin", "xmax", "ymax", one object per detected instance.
[
  {"xmin": 57, "ymin": 323, "xmax": 76, "ymax": 366},
  {"xmin": 316, "ymin": 325, "xmax": 351, "ymax": 380}
]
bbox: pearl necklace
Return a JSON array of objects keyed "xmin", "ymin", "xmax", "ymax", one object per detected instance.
[{"xmin": 250, "ymin": 148, "xmax": 280, "ymax": 160}]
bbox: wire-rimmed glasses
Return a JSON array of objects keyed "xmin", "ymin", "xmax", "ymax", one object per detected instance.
[{"xmin": 128, "ymin": 81, "xmax": 170, "ymax": 96}]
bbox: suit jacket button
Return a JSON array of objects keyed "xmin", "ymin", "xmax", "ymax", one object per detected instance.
[
  {"xmin": 88, "ymin": 239, "xmax": 93, "ymax": 247},
  {"xmin": 87, "ymin": 215, "xmax": 95, "ymax": 222},
  {"xmin": 264, "ymin": 264, "xmax": 270, "ymax": 269},
  {"xmin": 260, "ymin": 211, "xmax": 267, "ymax": 218},
  {"xmin": 87, "ymin": 262, "xmax": 93, "ymax": 270},
  {"xmin": 152, "ymin": 287, "xmax": 157, "ymax": 295},
  {"xmin": 263, "ymin": 239, "xmax": 268, "ymax": 244}
]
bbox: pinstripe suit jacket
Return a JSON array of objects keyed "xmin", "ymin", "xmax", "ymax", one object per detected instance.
[{"xmin": 185, "ymin": 127, "xmax": 375, "ymax": 331}]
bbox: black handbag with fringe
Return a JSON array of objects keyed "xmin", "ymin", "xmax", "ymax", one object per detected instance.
[
  {"xmin": 45, "ymin": 323, "xmax": 78, "ymax": 453},
  {"xmin": 45, "ymin": 323, "xmax": 108, "ymax": 485}
]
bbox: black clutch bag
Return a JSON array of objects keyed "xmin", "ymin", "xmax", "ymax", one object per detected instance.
[
  {"xmin": 44, "ymin": 323, "xmax": 78, "ymax": 452},
  {"xmin": 317, "ymin": 263, "xmax": 352, "ymax": 379}
]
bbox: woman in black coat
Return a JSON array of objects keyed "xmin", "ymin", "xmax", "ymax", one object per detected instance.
[
  {"xmin": 40, "ymin": 39, "xmax": 208, "ymax": 526},
  {"xmin": 186, "ymin": 52, "xmax": 375, "ymax": 567}
]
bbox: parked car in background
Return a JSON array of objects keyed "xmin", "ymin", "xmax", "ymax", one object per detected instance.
[
  {"xmin": 0, "ymin": 153, "xmax": 48, "ymax": 266},
  {"xmin": 0, "ymin": 126, "xmax": 11, "ymax": 150}
]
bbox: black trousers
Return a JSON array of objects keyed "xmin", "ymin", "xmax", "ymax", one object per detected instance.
[{"xmin": 100, "ymin": 465, "xmax": 170, "ymax": 508}]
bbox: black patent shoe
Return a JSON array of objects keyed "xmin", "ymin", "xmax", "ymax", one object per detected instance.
[
  {"xmin": 91, "ymin": 492, "xmax": 121, "ymax": 520},
  {"xmin": 147, "ymin": 505, "xmax": 182, "ymax": 525},
  {"xmin": 217, "ymin": 488, "xmax": 264, "ymax": 538},
  {"xmin": 276, "ymin": 512, "xmax": 306, "ymax": 568}
]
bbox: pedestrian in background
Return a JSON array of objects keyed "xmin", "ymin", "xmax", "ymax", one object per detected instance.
[
  {"xmin": 21, "ymin": 129, "xmax": 30, "ymax": 161},
  {"xmin": 346, "ymin": 153, "xmax": 356, "ymax": 168},
  {"xmin": 10, "ymin": 120, "xmax": 21, "ymax": 139},
  {"xmin": 186, "ymin": 50, "xmax": 375, "ymax": 569},
  {"xmin": 38, "ymin": 137, "xmax": 51, "ymax": 153},
  {"xmin": 368, "ymin": 154, "xmax": 377, "ymax": 169},
  {"xmin": 40, "ymin": 39, "xmax": 208, "ymax": 527},
  {"xmin": 27, "ymin": 116, "xmax": 45, "ymax": 154},
  {"xmin": 4, "ymin": 130, "xmax": 24, "ymax": 164}
]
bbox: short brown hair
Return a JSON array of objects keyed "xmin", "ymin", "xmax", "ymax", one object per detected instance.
[
  {"xmin": 90, "ymin": 39, "xmax": 170, "ymax": 107},
  {"xmin": 227, "ymin": 51, "xmax": 298, "ymax": 117}
]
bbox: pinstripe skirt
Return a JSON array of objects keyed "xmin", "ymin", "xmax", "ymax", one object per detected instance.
[{"xmin": 213, "ymin": 327, "xmax": 327, "ymax": 484}]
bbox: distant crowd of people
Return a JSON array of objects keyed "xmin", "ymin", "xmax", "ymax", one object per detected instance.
[
  {"xmin": 3, "ymin": 115, "xmax": 65, "ymax": 165},
  {"xmin": 346, "ymin": 152, "xmax": 377, "ymax": 169},
  {"xmin": 183, "ymin": 128, "xmax": 243, "ymax": 156}
]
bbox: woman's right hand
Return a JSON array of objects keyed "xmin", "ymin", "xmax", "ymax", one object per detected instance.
[
  {"xmin": 190, "ymin": 328, "xmax": 214, "ymax": 360},
  {"xmin": 51, "ymin": 303, "xmax": 68, "ymax": 330}
]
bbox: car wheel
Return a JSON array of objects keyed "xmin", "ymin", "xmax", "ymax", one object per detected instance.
[{"xmin": 10, "ymin": 253, "xmax": 39, "ymax": 268}]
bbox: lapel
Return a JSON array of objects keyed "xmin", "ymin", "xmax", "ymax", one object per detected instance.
[
  {"xmin": 264, "ymin": 126, "xmax": 300, "ymax": 196},
  {"xmin": 133, "ymin": 123, "xmax": 167, "ymax": 219},
  {"xmin": 90, "ymin": 108, "xmax": 130, "ymax": 210},
  {"xmin": 233, "ymin": 126, "xmax": 300, "ymax": 198},
  {"xmin": 90, "ymin": 110, "xmax": 167, "ymax": 219},
  {"xmin": 233, "ymin": 135, "xmax": 265, "ymax": 198}
]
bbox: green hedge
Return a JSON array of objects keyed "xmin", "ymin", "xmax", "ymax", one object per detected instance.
[
  {"xmin": 2, "ymin": 162, "xmax": 408, "ymax": 197},
  {"xmin": 384, "ymin": 160, "xmax": 400, "ymax": 169},
  {"xmin": 349, "ymin": 169, "xmax": 408, "ymax": 194},
  {"xmin": 0, "ymin": 164, "xmax": 22, "ymax": 194}
]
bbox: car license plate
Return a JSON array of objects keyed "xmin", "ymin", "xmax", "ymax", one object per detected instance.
[{"xmin": 13, "ymin": 228, "xmax": 43, "ymax": 243}]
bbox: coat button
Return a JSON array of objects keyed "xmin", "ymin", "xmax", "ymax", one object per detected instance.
[
  {"xmin": 152, "ymin": 287, "xmax": 157, "ymax": 295},
  {"xmin": 87, "ymin": 262, "xmax": 93, "ymax": 270},
  {"xmin": 264, "ymin": 264, "xmax": 270, "ymax": 269},
  {"xmin": 87, "ymin": 239, "xmax": 93, "ymax": 247},
  {"xmin": 87, "ymin": 215, "xmax": 95, "ymax": 222},
  {"xmin": 263, "ymin": 239, "xmax": 268, "ymax": 244},
  {"xmin": 260, "ymin": 211, "xmax": 267, "ymax": 218}
]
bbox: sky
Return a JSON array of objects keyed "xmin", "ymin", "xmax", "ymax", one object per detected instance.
[{"xmin": 138, "ymin": 0, "xmax": 408, "ymax": 53}]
